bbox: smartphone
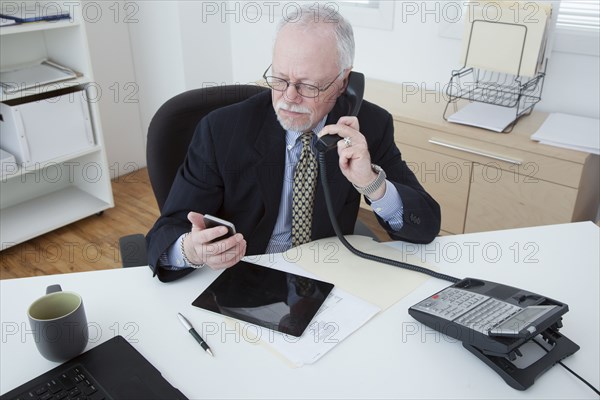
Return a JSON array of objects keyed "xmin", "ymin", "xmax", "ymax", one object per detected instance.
[{"xmin": 203, "ymin": 214, "xmax": 236, "ymax": 243}]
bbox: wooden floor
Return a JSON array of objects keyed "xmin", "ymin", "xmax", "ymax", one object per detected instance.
[
  {"xmin": 1, "ymin": 169, "xmax": 160, "ymax": 279},
  {"xmin": 1, "ymin": 168, "xmax": 389, "ymax": 279}
]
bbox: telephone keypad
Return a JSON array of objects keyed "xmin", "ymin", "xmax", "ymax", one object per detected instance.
[{"xmin": 411, "ymin": 288, "xmax": 524, "ymax": 335}]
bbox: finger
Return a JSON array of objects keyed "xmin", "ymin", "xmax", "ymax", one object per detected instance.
[
  {"xmin": 318, "ymin": 123, "xmax": 355, "ymax": 139},
  {"xmin": 205, "ymin": 236, "xmax": 247, "ymax": 270},
  {"xmin": 337, "ymin": 144, "xmax": 371, "ymax": 173},
  {"xmin": 187, "ymin": 212, "xmax": 206, "ymax": 232},
  {"xmin": 206, "ymin": 247, "xmax": 244, "ymax": 270},
  {"xmin": 201, "ymin": 233, "xmax": 244, "ymax": 254},
  {"xmin": 194, "ymin": 233, "xmax": 246, "ymax": 269},
  {"xmin": 198, "ymin": 226, "xmax": 233, "ymax": 244},
  {"xmin": 336, "ymin": 137, "xmax": 369, "ymax": 158},
  {"xmin": 337, "ymin": 116, "xmax": 359, "ymax": 131},
  {"xmin": 319, "ymin": 124, "xmax": 365, "ymax": 146}
]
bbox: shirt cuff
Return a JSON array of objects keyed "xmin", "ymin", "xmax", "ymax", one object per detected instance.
[
  {"xmin": 158, "ymin": 234, "xmax": 188, "ymax": 270},
  {"xmin": 369, "ymin": 180, "xmax": 404, "ymax": 231}
]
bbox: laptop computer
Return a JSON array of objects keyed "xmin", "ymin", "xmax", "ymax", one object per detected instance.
[{"xmin": 0, "ymin": 335, "xmax": 187, "ymax": 400}]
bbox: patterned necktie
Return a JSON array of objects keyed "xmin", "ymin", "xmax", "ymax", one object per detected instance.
[{"xmin": 292, "ymin": 131, "xmax": 318, "ymax": 247}]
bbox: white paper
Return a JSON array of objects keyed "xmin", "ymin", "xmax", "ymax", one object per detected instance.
[
  {"xmin": 244, "ymin": 253, "xmax": 380, "ymax": 366},
  {"xmin": 531, "ymin": 113, "xmax": 600, "ymax": 155},
  {"xmin": 447, "ymin": 102, "xmax": 516, "ymax": 132},
  {"xmin": 0, "ymin": 60, "xmax": 77, "ymax": 94},
  {"xmin": 294, "ymin": 235, "xmax": 431, "ymax": 310}
]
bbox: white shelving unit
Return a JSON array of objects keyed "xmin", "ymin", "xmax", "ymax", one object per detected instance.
[{"xmin": 0, "ymin": 3, "xmax": 114, "ymax": 249}]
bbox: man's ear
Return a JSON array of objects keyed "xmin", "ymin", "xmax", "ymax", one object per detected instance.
[{"xmin": 338, "ymin": 68, "xmax": 353, "ymax": 95}]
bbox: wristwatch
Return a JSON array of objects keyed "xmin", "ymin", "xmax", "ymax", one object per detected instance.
[
  {"xmin": 353, "ymin": 164, "xmax": 386, "ymax": 198},
  {"xmin": 180, "ymin": 232, "xmax": 206, "ymax": 269}
]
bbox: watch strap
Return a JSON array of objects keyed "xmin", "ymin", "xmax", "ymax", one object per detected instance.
[
  {"xmin": 180, "ymin": 232, "xmax": 206, "ymax": 269},
  {"xmin": 353, "ymin": 164, "xmax": 386, "ymax": 198}
]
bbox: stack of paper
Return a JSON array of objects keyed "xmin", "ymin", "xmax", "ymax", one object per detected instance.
[
  {"xmin": 460, "ymin": 1, "xmax": 553, "ymax": 77},
  {"xmin": 244, "ymin": 252, "xmax": 380, "ymax": 367},
  {"xmin": 447, "ymin": 102, "xmax": 518, "ymax": 133},
  {"xmin": 244, "ymin": 235, "xmax": 432, "ymax": 366},
  {"xmin": 0, "ymin": 59, "xmax": 78, "ymax": 94},
  {"xmin": 531, "ymin": 113, "xmax": 600, "ymax": 155}
]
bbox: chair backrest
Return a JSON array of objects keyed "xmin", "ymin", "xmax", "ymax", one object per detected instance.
[{"xmin": 146, "ymin": 84, "xmax": 269, "ymax": 211}]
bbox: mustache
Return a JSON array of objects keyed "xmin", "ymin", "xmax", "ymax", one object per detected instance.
[{"xmin": 275, "ymin": 101, "xmax": 311, "ymax": 114}]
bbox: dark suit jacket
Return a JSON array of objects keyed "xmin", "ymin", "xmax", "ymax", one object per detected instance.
[{"xmin": 146, "ymin": 91, "xmax": 440, "ymax": 281}]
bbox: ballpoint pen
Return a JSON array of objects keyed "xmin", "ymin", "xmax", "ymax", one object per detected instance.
[{"xmin": 177, "ymin": 312, "xmax": 214, "ymax": 357}]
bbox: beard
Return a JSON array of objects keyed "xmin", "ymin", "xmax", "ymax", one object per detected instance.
[{"xmin": 274, "ymin": 100, "xmax": 314, "ymax": 132}]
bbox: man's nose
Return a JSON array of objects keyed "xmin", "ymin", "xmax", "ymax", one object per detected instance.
[{"xmin": 284, "ymin": 84, "xmax": 301, "ymax": 102}]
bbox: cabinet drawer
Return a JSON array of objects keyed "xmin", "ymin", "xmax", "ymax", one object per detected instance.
[
  {"xmin": 394, "ymin": 121, "xmax": 583, "ymax": 189},
  {"xmin": 465, "ymin": 164, "xmax": 578, "ymax": 233},
  {"xmin": 401, "ymin": 144, "xmax": 469, "ymax": 234}
]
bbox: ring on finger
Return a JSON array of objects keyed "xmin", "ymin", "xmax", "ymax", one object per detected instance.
[{"xmin": 343, "ymin": 137, "xmax": 352, "ymax": 147}]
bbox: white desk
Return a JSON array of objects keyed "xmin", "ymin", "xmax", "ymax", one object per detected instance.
[{"xmin": 1, "ymin": 222, "xmax": 598, "ymax": 399}]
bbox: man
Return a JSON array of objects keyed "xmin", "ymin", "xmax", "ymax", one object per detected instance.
[{"xmin": 146, "ymin": 4, "xmax": 440, "ymax": 282}]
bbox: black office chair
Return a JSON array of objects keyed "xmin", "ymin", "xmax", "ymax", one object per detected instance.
[{"xmin": 119, "ymin": 84, "xmax": 377, "ymax": 268}]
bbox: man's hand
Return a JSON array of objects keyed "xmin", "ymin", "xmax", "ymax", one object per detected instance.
[
  {"xmin": 318, "ymin": 116, "xmax": 385, "ymax": 200},
  {"xmin": 183, "ymin": 212, "xmax": 247, "ymax": 269}
]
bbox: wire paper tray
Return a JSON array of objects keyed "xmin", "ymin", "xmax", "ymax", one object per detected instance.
[{"xmin": 443, "ymin": 67, "xmax": 546, "ymax": 132}]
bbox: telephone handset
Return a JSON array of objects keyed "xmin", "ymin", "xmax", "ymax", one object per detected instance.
[{"xmin": 315, "ymin": 71, "xmax": 365, "ymax": 153}]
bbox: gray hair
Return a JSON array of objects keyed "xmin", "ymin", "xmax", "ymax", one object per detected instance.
[{"xmin": 275, "ymin": 2, "xmax": 355, "ymax": 71}]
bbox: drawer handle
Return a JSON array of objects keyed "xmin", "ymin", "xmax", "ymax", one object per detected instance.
[{"xmin": 428, "ymin": 139, "xmax": 522, "ymax": 165}]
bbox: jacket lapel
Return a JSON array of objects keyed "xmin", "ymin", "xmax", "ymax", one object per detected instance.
[{"xmin": 251, "ymin": 105, "xmax": 286, "ymax": 250}]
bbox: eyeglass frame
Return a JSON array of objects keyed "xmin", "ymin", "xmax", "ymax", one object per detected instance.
[{"xmin": 262, "ymin": 64, "xmax": 344, "ymax": 99}]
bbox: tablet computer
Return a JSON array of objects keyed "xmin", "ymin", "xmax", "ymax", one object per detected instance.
[{"xmin": 192, "ymin": 261, "xmax": 334, "ymax": 337}]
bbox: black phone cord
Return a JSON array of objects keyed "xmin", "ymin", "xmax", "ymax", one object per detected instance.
[
  {"xmin": 318, "ymin": 151, "xmax": 600, "ymax": 395},
  {"xmin": 532, "ymin": 339, "xmax": 600, "ymax": 396},
  {"xmin": 317, "ymin": 152, "xmax": 460, "ymax": 284}
]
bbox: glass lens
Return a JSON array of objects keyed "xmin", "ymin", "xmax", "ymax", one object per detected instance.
[
  {"xmin": 266, "ymin": 77, "xmax": 287, "ymax": 91},
  {"xmin": 296, "ymin": 84, "xmax": 319, "ymax": 98}
]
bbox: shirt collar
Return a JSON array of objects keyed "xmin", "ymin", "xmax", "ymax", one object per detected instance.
[{"xmin": 285, "ymin": 116, "xmax": 328, "ymax": 148}]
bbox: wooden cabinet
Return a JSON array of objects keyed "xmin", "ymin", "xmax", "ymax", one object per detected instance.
[
  {"xmin": 364, "ymin": 79, "xmax": 599, "ymax": 235},
  {"xmin": 0, "ymin": 3, "xmax": 114, "ymax": 248}
]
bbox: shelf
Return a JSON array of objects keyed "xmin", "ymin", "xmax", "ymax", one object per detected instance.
[
  {"xmin": 0, "ymin": 146, "xmax": 102, "ymax": 182},
  {"xmin": 0, "ymin": 77, "xmax": 92, "ymax": 102},
  {"xmin": 0, "ymin": 186, "xmax": 112, "ymax": 248},
  {"xmin": 0, "ymin": 19, "xmax": 80, "ymax": 36},
  {"xmin": 0, "ymin": 1, "xmax": 113, "ymax": 248}
]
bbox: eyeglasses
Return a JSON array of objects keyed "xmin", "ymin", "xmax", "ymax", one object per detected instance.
[{"xmin": 262, "ymin": 64, "xmax": 343, "ymax": 98}]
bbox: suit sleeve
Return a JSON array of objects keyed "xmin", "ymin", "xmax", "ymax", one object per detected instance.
[
  {"xmin": 368, "ymin": 113, "xmax": 441, "ymax": 243},
  {"xmin": 145, "ymin": 117, "xmax": 224, "ymax": 282}
]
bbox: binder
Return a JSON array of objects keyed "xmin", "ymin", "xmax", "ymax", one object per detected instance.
[{"xmin": 0, "ymin": 3, "xmax": 70, "ymax": 23}]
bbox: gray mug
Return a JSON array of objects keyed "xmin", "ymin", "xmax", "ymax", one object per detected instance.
[{"xmin": 27, "ymin": 284, "xmax": 89, "ymax": 362}]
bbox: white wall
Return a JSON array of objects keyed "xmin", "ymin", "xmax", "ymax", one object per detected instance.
[
  {"xmin": 229, "ymin": 2, "xmax": 600, "ymax": 119},
  {"xmin": 84, "ymin": 0, "xmax": 146, "ymax": 174},
  {"xmin": 85, "ymin": 0, "xmax": 599, "ymax": 178},
  {"xmin": 85, "ymin": 0, "xmax": 234, "ymax": 175},
  {"xmin": 127, "ymin": 1, "xmax": 187, "ymax": 140},
  {"xmin": 122, "ymin": 1, "xmax": 234, "ymax": 138}
]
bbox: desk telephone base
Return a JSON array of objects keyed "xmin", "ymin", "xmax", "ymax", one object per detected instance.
[{"xmin": 409, "ymin": 278, "xmax": 580, "ymax": 390}]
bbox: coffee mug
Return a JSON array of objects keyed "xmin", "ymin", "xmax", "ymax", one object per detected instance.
[{"xmin": 27, "ymin": 284, "xmax": 89, "ymax": 362}]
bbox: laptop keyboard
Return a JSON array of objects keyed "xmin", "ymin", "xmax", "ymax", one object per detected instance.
[{"xmin": 9, "ymin": 365, "xmax": 109, "ymax": 400}]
